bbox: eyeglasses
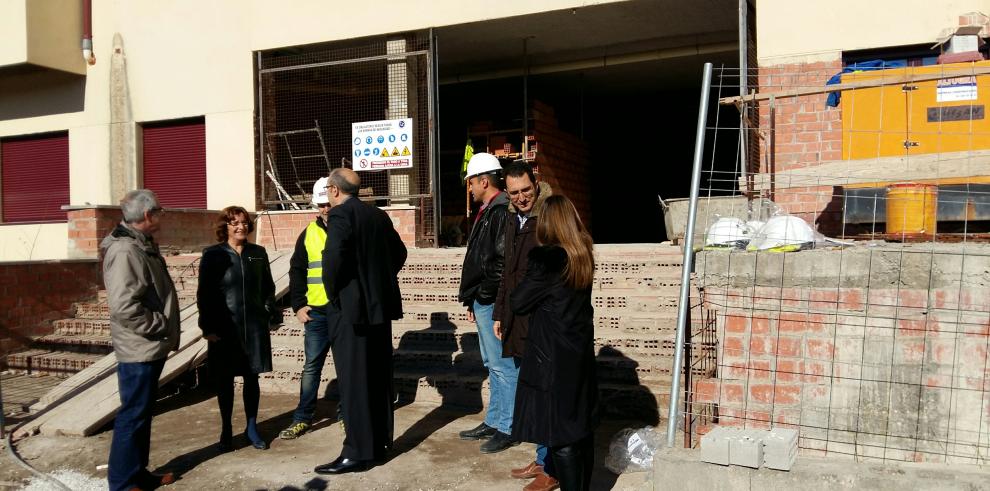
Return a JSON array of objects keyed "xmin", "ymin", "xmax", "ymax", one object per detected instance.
[
  {"xmin": 149, "ymin": 207, "xmax": 165, "ymax": 216},
  {"xmin": 317, "ymin": 203, "xmax": 331, "ymax": 208}
]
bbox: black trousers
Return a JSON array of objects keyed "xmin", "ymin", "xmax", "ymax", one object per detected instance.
[{"xmin": 329, "ymin": 311, "xmax": 394, "ymax": 460}]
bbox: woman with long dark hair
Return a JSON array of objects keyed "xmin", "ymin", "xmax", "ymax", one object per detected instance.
[
  {"xmin": 197, "ymin": 206, "xmax": 280, "ymax": 451},
  {"xmin": 510, "ymin": 195, "xmax": 598, "ymax": 490}
]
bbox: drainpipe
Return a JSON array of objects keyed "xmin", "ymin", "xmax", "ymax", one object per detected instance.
[{"xmin": 82, "ymin": 0, "xmax": 95, "ymax": 65}]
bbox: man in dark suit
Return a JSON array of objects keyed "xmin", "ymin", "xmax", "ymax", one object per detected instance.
[{"xmin": 314, "ymin": 168, "xmax": 408, "ymax": 474}]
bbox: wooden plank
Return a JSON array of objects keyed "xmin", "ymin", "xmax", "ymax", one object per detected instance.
[
  {"xmin": 720, "ymin": 66, "xmax": 990, "ymax": 105},
  {"xmin": 18, "ymin": 252, "xmax": 290, "ymax": 438}
]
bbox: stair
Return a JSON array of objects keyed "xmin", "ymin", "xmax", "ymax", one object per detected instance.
[
  {"xmin": 260, "ymin": 243, "xmax": 710, "ymax": 420},
  {"xmin": 3, "ymin": 254, "xmax": 201, "ymax": 404}
]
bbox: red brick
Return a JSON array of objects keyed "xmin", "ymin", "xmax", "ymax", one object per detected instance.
[
  {"xmin": 777, "ymin": 337, "xmax": 802, "ymax": 357},
  {"xmin": 725, "ymin": 314, "xmax": 748, "ymax": 333}
]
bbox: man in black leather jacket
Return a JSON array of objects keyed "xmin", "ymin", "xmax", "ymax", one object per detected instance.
[{"xmin": 456, "ymin": 152, "xmax": 517, "ymax": 454}]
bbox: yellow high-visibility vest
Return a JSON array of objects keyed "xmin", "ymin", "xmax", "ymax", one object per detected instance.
[{"xmin": 304, "ymin": 221, "xmax": 328, "ymax": 307}]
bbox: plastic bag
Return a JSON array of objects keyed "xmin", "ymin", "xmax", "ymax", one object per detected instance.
[{"xmin": 605, "ymin": 426, "xmax": 663, "ymax": 474}]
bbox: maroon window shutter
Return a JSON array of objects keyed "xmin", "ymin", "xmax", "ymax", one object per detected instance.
[
  {"xmin": 142, "ymin": 119, "xmax": 206, "ymax": 209},
  {"xmin": 1, "ymin": 133, "xmax": 70, "ymax": 223}
]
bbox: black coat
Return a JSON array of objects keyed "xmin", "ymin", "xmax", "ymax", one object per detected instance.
[
  {"xmin": 321, "ymin": 197, "xmax": 407, "ymax": 326},
  {"xmin": 493, "ymin": 182, "xmax": 552, "ymax": 357},
  {"xmin": 458, "ymin": 192, "xmax": 509, "ymax": 307},
  {"xmin": 197, "ymin": 242, "xmax": 278, "ymax": 375},
  {"xmin": 510, "ymin": 245, "xmax": 599, "ymax": 448}
]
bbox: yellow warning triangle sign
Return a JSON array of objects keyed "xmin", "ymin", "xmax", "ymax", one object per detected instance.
[
  {"xmin": 401, "ymin": 146, "xmax": 411, "ymax": 156},
  {"xmin": 380, "ymin": 147, "xmax": 390, "ymax": 157},
  {"xmin": 392, "ymin": 147, "xmax": 400, "ymax": 157}
]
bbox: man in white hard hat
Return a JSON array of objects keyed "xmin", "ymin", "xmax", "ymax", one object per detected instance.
[
  {"xmin": 279, "ymin": 177, "xmax": 337, "ymax": 440},
  {"xmin": 457, "ymin": 152, "xmax": 519, "ymax": 454}
]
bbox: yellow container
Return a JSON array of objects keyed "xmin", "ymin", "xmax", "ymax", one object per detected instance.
[
  {"xmin": 842, "ymin": 61, "xmax": 990, "ymax": 160},
  {"xmin": 886, "ymin": 183, "xmax": 937, "ymax": 237}
]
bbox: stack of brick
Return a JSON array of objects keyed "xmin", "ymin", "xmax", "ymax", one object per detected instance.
[
  {"xmin": 531, "ymin": 100, "xmax": 593, "ymax": 231},
  {"xmin": 700, "ymin": 426, "xmax": 798, "ymax": 470},
  {"xmin": 261, "ymin": 244, "xmax": 698, "ymax": 421}
]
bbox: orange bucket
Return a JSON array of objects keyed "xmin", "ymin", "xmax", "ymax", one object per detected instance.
[{"xmin": 886, "ymin": 183, "xmax": 937, "ymax": 238}]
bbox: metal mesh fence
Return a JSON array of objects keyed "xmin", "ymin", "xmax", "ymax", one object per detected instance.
[
  {"xmin": 677, "ymin": 62, "xmax": 990, "ymax": 463},
  {"xmin": 257, "ymin": 31, "xmax": 436, "ymax": 245}
]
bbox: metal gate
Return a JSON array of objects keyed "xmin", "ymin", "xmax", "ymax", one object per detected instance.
[{"xmin": 256, "ymin": 30, "xmax": 439, "ymax": 246}]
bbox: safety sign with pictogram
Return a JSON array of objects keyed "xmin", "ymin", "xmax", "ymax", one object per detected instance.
[{"xmin": 351, "ymin": 118, "xmax": 413, "ymax": 171}]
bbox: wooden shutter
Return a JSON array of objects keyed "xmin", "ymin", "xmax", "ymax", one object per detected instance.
[
  {"xmin": 142, "ymin": 119, "xmax": 206, "ymax": 208},
  {"xmin": 1, "ymin": 132, "xmax": 70, "ymax": 223}
]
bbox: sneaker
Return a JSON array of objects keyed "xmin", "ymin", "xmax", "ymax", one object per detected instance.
[
  {"xmin": 459, "ymin": 422, "xmax": 497, "ymax": 441},
  {"xmin": 480, "ymin": 431, "xmax": 519, "ymax": 454},
  {"xmin": 279, "ymin": 421, "xmax": 310, "ymax": 440}
]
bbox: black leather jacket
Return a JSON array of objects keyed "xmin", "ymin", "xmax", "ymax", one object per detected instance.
[
  {"xmin": 197, "ymin": 242, "xmax": 280, "ymax": 374},
  {"xmin": 459, "ymin": 192, "xmax": 509, "ymax": 307}
]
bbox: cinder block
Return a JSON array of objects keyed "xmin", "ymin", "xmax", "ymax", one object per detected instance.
[
  {"xmin": 764, "ymin": 427, "xmax": 798, "ymax": 471},
  {"xmin": 700, "ymin": 426, "xmax": 731, "ymax": 465},
  {"xmin": 728, "ymin": 430, "xmax": 764, "ymax": 468}
]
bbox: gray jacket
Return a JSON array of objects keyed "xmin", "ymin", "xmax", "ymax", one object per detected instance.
[{"xmin": 100, "ymin": 222, "xmax": 181, "ymax": 362}]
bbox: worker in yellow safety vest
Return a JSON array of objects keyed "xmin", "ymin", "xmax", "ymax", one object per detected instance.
[{"xmin": 279, "ymin": 176, "xmax": 339, "ymax": 440}]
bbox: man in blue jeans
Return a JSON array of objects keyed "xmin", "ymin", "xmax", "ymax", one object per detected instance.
[
  {"xmin": 280, "ymin": 178, "xmax": 340, "ymax": 440},
  {"xmin": 101, "ymin": 189, "xmax": 179, "ymax": 491},
  {"xmin": 457, "ymin": 153, "xmax": 517, "ymax": 454}
]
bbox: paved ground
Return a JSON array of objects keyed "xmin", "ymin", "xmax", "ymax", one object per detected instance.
[{"xmin": 1, "ymin": 387, "xmax": 654, "ymax": 490}]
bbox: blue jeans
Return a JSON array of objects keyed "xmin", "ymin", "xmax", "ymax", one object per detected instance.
[
  {"xmin": 474, "ymin": 300, "xmax": 520, "ymax": 435},
  {"xmin": 293, "ymin": 307, "xmax": 331, "ymax": 423},
  {"xmin": 108, "ymin": 358, "xmax": 166, "ymax": 491}
]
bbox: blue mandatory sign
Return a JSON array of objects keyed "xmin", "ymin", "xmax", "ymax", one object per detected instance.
[
  {"xmin": 353, "ymin": 137, "xmax": 361, "ymax": 146},
  {"xmin": 354, "ymin": 150, "xmax": 361, "ymax": 157},
  {"xmin": 388, "ymin": 135, "xmax": 396, "ymax": 142},
  {"xmin": 365, "ymin": 136, "xmax": 372, "ymax": 144},
  {"xmin": 377, "ymin": 135, "xmax": 385, "ymax": 144},
  {"xmin": 399, "ymin": 120, "xmax": 406, "ymax": 128},
  {"xmin": 363, "ymin": 148, "xmax": 371, "ymax": 156},
  {"xmin": 373, "ymin": 148, "xmax": 380, "ymax": 156},
  {"xmin": 400, "ymin": 134, "xmax": 408, "ymax": 142}
]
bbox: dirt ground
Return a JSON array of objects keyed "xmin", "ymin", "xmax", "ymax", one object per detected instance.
[{"xmin": 1, "ymin": 387, "xmax": 654, "ymax": 490}]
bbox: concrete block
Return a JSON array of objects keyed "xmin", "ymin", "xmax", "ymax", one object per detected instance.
[
  {"xmin": 764, "ymin": 428, "xmax": 799, "ymax": 470},
  {"xmin": 728, "ymin": 430, "xmax": 764, "ymax": 468},
  {"xmin": 700, "ymin": 426, "xmax": 732, "ymax": 465}
]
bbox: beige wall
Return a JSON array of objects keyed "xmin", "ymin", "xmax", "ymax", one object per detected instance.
[
  {"xmin": 756, "ymin": 0, "xmax": 990, "ymax": 65},
  {"xmin": 0, "ymin": 0, "xmax": 28, "ymax": 67},
  {"xmin": 0, "ymin": 223, "xmax": 69, "ymax": 261},
  {"xmin": 0, "ymin": 0, "xmax": 622, "ymax": 260},
  {"xmin": 25, "ymin": 0, "xmax": 85, "ymax": 74}
]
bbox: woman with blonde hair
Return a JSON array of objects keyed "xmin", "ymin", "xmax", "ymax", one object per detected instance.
[
  {"xmin": 197, "ymin": 206, "xmax": 281, "ymax": 451},
  {"xmin": 510, "ymin": 195, "xmax": 598, "ymax": 490}
]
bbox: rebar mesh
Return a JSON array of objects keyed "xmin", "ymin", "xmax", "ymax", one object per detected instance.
[
  {"xmin": 679, "ymin": 61, "xmax": 990, "ymax": 464},
  {"xmin": 257, "ymin": 31, "xmax": 435, "ymax": 245}
]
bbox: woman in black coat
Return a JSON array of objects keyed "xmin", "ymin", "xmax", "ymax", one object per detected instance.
[
  {"xmin": 510, "ymin": 195, "xmax": 598, "ymax": 491},
  {"xmin": 197, "ymin": 206, "xmax": 280, "ymax": 451}
]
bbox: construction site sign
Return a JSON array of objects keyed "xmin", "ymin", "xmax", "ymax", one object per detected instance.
[{"xmin": 351, "ymin": 118, "xmax": 414, "ymax": 171}]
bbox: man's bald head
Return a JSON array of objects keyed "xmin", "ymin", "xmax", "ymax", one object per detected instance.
[{"xmin": 328, "ymin": 168, "xmax": 361, "ymax": 196}]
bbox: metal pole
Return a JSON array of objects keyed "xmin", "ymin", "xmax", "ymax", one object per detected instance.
[
  {"xmin": 738, "ymin": 0, "xmax": 749, "ymax": 184},
  {"xmin": 666, "ymin": 62, "xmax": 713, "ymax": 447}
]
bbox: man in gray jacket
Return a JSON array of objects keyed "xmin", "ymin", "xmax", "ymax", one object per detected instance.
[{"xmin": 102, "ymin": 189, "xmax": 180, "ymax": 491}]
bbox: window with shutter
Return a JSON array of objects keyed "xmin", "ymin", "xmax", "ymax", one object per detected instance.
[
  {"xmin": 1, "ymin": 132, "xmax": 70, "ymax": 223},
  {"xmin": 142, "ymin": 118, "xmax": 206, "ymax": 209}
]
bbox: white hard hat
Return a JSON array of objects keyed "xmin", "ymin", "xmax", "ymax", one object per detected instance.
[
  {"xmin": 312, "ymin": 177, "xmax": 330, "ymax": 205},
  {"xmin": 705, "ymin": 217, "xmax": 753, "ymax": 246},
  {"xmin": 465, "ymin": 152, "xmax": 502, "ymax": 180},
  {"xmin": 748, "ymin": 215, "xmax": 816, "ymax": 250}
]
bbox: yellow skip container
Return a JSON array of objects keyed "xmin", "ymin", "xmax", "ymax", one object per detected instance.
[{"xmin": 886, "ymin": 183, "xmax": 938, "ymax": 237}]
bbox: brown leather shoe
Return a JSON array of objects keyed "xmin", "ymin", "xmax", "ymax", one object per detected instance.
[
  {"xmin": 511, "ymin": 461, "xmax": 543, "ymax": 479},
  {"xmin": 523, "ymin": 472, "xmax": 559, "ymax": 491}
]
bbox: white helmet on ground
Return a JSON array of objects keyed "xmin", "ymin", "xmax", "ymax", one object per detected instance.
[
  {"xmin": 312, "ymin": 177, "xmax": 330, "ymax": 206},
  {"xmin": 465, "ymin": 152, "xmax": 502, "ymax": 181}
]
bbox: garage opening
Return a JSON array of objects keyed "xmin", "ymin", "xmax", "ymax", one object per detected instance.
[{"xmin": 434, "ymin": 0, "xmax": 741, "ymax": 245}]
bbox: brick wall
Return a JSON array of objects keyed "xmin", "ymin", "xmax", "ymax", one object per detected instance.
[
  {"xmin": 693, "ymin": 248, "xmax": 990, "ymax": 464},
  {"xmin": 67, "ymin": 206, "xmax": 223, "ymax": 258},
  {"xmin": 255, "ymin": 206, "xmax": 418, "ymax": 252},
  {"xmin": 756, "ymin": 59, "xmax": 845, "ymax": 233},
  {"xmin": 0, "ymin": 260, "xmax": 101, "ymax": 358}
]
